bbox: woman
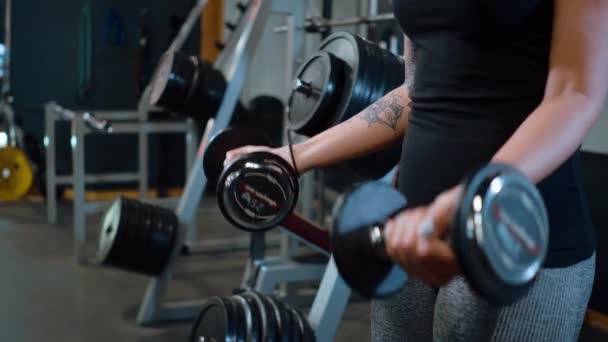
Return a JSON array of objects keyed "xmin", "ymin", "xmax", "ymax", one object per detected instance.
[{"xmin": 227, "ymin": 0, "xmax": 608, "ymax": 340}]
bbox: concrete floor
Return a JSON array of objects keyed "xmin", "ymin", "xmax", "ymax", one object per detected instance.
[{"xmin": 0, "ymin": 197, "xmax": 606, "ymax": 342}]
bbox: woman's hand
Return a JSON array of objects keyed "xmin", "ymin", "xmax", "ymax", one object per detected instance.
[
  {"xmin": 224, "ymin": 145, "xmax": 299, "ymax": 174},
  {"xmin": 384, "ymin": 185, "xmax": 463, "ymax": 288}
]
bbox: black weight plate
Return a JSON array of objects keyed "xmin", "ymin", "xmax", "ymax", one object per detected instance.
[
  {"xmin": 333, "ymin": 182, "xmax": 409, "ymax": 298},
  {"xmin": 227, "ymin": 297, "xmax": 248, "ymax": 342},
  {"xmin": 295, "ymin": 309, "xmax": 316, "ymax": 342},
  {"xmin": 97, "ymin": 197, "xmax": 124, "ymax": 265},
  {"xmin": 217, "ymin": 151, "xmax": 298, "ymax": 232},
  {"xmin": 288, "ymin": 51, "xmax": 347, "ymax": 136},
  {"xmin": 249, "ymin": 292, "xmax": 278, "ymax": 342},
  {"xmin": 190, "ymin": 60, "xmax": 226, "ymax": 121},
  {"xmin": 146, "ymin": 206, "xmax": 178, "ymax": 275},
  {"xmin": 115, "ymin": 198, "xmax": 141, "ymax": 271},
  {"xmin": 317, "ymin": 32, "xmax": 361, "ymax": 124},
  {"xmin": 275, "ymin": 300, "xmax": 295, "ymax": 342},
  {"xmin": 190, "ymin": 297, "xmax": 238, "ymax": 342},
  {"xmin": 287, "ymin": 306, "xmax": 303, "ymax": 342},
  {"xmin": 233, "ymin": 295, "xmax": 258, "ymax": 342},
  {"xmin": 98, "ymin": 197, "xmax": 144, "ymax": 272},
  {"xmin": 203, "ymin": 127, "xmax": 272, "ymax": 183},
  {"xmin": 239, "ymin": 293, "xmax": 264, "ymax": 342},
  {"xmin": 453, "ymin": 164, "xmax": 548, "ymax": 305},
  {"xmin": 135, "ymin": 202, "xmax": 157, "ymax": 275},
  {"xmin": 149, "ymin": 52, "xmax": 197, "ymax": 113},
  {"xmin": 267, "ymin": 296, "xmax": 291, "ymax": 342}
]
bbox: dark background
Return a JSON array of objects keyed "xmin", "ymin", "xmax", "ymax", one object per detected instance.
[{"xmin": 2, "ymin": 0, "xmax": 201, "ymax": 187}]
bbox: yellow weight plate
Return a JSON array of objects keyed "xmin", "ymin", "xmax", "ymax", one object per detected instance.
[{"xmin": 0, "ymin": 147, "xmax": 33, "ymax": 201}]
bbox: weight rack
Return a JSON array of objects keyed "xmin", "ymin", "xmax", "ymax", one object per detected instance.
[
  {"xmin": 44, "ymin": 103, "xmax": 197, "ymax": 263},
  {"xmin": 135, "ymin": 0, "xmax": 313, "ymax": 325}
]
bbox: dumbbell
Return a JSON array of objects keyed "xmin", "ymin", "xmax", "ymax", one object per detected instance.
[
  {"xmin": 332, "ymin": 163, "xmax": 549, "ymax": 304},
  {"xmin": 204, "ymin": 127, "xmax": 299, "ymax": 232}
]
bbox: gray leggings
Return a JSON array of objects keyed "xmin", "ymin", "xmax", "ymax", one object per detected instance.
[{"xmin": 371, "ymin": 254, "xmax": 595, "ymax": 342}]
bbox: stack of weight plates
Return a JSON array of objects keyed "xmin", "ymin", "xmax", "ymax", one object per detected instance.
[
  {"xmin": 190, "ymin": 291, "xmax": 315, "ymax": 342},
  {"xmin": 97, "ymin": 197, "xmax": 178, "ymax": 276}
]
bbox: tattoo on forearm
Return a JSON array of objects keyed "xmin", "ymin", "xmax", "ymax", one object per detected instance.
[{"xmin": 358, "ymin": 93, "xmax": 405, "ymax": 130}]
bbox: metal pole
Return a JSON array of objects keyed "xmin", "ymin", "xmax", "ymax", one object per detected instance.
[
  {"xmin": 72, "ymin": 115, "xmax": 87, "ymax": 263},
  {"xmin": 45, "ymin": 104, "xmax": 58, "ymax": 224},
  {"xmin": 3, "ymin": 0, "xmax": 11, "ymax": 96}
]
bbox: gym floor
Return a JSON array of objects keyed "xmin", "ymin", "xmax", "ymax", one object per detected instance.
[{"xmin": 0, "ymin": 196, "xmax": 605, "ymax": 342}]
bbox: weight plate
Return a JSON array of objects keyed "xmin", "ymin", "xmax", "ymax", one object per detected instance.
[
  {"xmin": 239, "ymin": 292, "xmax": 266, "ymax": 342},
  {"xmin": 134, "ymin": 202, "xmax": 156, "ymax": 275},
  {"xmin": 226, "ymin": 297, "xmax": 248, "ymax": 342},
  {"xmin": 190, "ymin": 297, "xmax": 238, "ymax": 342},
  {"xmin": 0, "ymin": 147, "xmax": 33, "ymax": 201},
  {"xmin": 266, "ymin": 296, "xmax": 291, "ymax": 342},
  {"xmin": 287, "ymin": 306, "xmax": 303, "ymax": 342},
  {"xmin": 203, "ymin": 127, "xmax": 272, "ymax": 183},
  {"xmin": 97, "ymin": 198, "xmax": 177, "ymax": 276},
  {"xmin": 288, "ymin": 51, "xmax": 346, "ymax": 136},
  {"xmin": 333, "ymin": 182, "xmax": 409, "ymax": 298},
  {"xmin": 453, "ymin": 164, "xmax": 549, "ymax": 305},
  {"xmin": 275, "ymin": 299, "xmax": 294, "ymax": 342},
  {"xmin": 295, "ymin": 309, "xmax": 316, "ymax": 342},
  {"xmin": 149, "ymin": 52, "xmax": 226, "ymax": 121},
  {"xmin": 234, "ymin": 294, "xmax": 262, "ymax": 342},
  {"xmin": 148, "ymin": 51, "xmax": 175, "ymax": 107},
  {"xmin": 249, "ymin": 292, "xmax": 278, "ymax": 342},
  {"xmin": 97, "ymin": 197, "xmax": 123, "ymax": 264},
  {"xmin": 218, "ymin": 151, "xmax": 298, "ymax": 232},
  {"xmin": 145, "ymin": 205, "xmax": 178, "ymax": 275},
  {"xmin": 98, "ymin": 197, "xmax": 139, "ymax": 269},
  {"xmin": 149, "ymin": 52, "xmax": 198, "ymax": 113}
]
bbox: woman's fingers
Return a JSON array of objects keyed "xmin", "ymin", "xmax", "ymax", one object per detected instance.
[{"xmin": 224, "ymin": 145, "xmax": 271, "ymax": 166}]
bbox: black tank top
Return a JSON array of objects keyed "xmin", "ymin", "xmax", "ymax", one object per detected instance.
[{"xmin": 392, "ymin": 0, "xmax": 595, "ymax": 267}]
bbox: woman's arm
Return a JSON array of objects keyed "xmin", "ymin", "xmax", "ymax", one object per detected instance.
[
  {"xmin": 293, "ymin": 36, "xmax": 416, "ymax": 173},
  {"xmin": 228, "ymin": 36, "xmax": 416, "ymax": 172},
  {"xmin": 293, "ymin": 84, "xmax": 410, "ymax": 172},
  {"xmin": 492, "ymin": 0, "xmax": 608, "ymax": 182}
]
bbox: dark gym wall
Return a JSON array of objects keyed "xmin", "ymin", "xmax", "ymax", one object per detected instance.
[{"xmin": 2, "ymin": 0, "xmax": 200, "ymax": 187}]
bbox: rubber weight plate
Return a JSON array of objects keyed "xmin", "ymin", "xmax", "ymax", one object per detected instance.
[
  {"xmin": 0, "ymin": 147, "xmax": 33, "ymax": 201},
  {"xmin": 275, "ymin": 300, "xmax": 295, "ymax": 342},
  {"xmin": 218, "ymin": 151, "xmax": 299, "ymax": 232},
  {"xmin": 288, "ymin": 51, "xmax": 347, "ymax": 136},
  {"xmin": 333, "ymin": 182, "xmax": 409, "ymax": 298},
  {"xmin": 266, "ymin": 296, "xmax": 291, "ymax": 342},
  {"xmin": 247, "ymin": 292, "xmax": 278, "ymax": 342},
  {"xmin": 203, "ymin": 127, "xmax": 272, "ymax": 183},
  {"xmin": 228, "ymin": 297, "xmax": 248, "ymax": 342},
  {"xmin": 97, "ymin": 197, "xmax": 178, "ymax": 276},
  {"xmin": 453, "ymin": 164, "xmax": 549, "ymax": 305},
  {"xmin": 233, "ymin": 294, "xmax": 260, "ymax": 342},
  {"xmin": 287, "ymin": 306, "xmax": 304, "ymax": 342},
  {"xmin": 144, "ymin": 206, "xmax": 178, "ymax": 275},
  {"xmin": 149, "ymin": 52, "xmax": 226, "ymax": 121},
  {"xmin": 190, "ymin": 297, "xmax": 239, "ymax": 342},
  {"xmin": 295, "ymin": 309, "xmax": 316, "ymax": 342}
]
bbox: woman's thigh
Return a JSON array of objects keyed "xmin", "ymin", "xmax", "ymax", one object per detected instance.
[
  {"xmin": 371, "ymin": 278, "xmax": 438, "ymax": 342},
  {"xmin": 433, "ymin": 254, "xmax": 596, "ymax": 342}
]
